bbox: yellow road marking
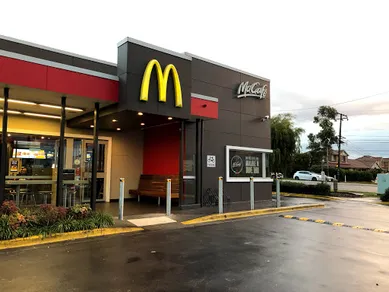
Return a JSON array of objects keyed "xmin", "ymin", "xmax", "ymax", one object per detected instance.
[
  {"xmin": 333, "ymin": 222, "xmax": 344, "ymax": 226},
  {"xmin": 374, "ymin": 229, "xmax": 386, "ymax": 233},
  {"xmin": 352, "ymin": 226, "xmax": 364, "ymax": 229},
  {"xmin": 284, "ymin": 215, "xmax": 294, "ymax": 219},
  {"xmin": 315, "ymin": 219, "xmax": 326, "ymax": 223},
  {"xmin": 299, "ymin": 217, "xmax": 309, "ymax": 221}
]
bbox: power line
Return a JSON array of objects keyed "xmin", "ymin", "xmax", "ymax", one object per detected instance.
[{"xmin": 273, "ymin": 90, "xmax": 389, "ymax": 113}]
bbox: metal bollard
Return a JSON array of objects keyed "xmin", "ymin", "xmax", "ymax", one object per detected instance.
[
  {"xmin": 250, "ymin": 177, "xmax": 254, "ymax": 210},
  {"xmin": 119, "ymin": 178, "xmax": 125, "ymax": 220},
  {"xmin": 276, "ymin": 178, "xmax": 281, "ymax": 208},
  {"xmin": 218, "ymin": 176, "xmax": 223, "ymax": 214},
  {"xmin": 166, "ymin": 179, "xmax": 172, "ymax": 216}
]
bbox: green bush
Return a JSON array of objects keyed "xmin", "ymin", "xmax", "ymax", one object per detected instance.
[
  {"xmin": 273, "ymin": 181, "xmax": 331, "ymax": 196},
  {"xmin": 0, "ymin": 201, "xmax": 114, "ymax": 240},
  {"xmin": 381, "ymin": 188, "xmax": 389, "ymax": 202}
]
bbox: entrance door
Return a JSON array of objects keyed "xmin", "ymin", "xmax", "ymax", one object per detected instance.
[{"xmin": 80, "ymin": 140, "xmax": 108, "ymax": 202}]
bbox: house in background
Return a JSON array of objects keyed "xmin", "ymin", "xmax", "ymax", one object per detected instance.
[{"xmin": 327, "ymin": 150, "xmax": 381, "ymax": 170}]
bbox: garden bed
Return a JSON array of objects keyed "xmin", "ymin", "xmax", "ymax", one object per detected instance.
[{"xmin": 0, "ymin": 200, "xmax": 114, "ymax": 241}]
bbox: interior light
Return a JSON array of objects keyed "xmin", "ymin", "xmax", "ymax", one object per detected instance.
[
  {"xmin": 116, "ymin": 128, "xmax": 121, "ymax": 131},
  {"xmin": 7, "ymin": 134, "xmax": 11, "ymax": 137},
  {"xmin": 41, "ymin": 136, "xmax": 45, "ymax": 139},
  {"xmin": 39, "ymin": 104, "xmax": 84, "ymax": 112},
  {"xmin": 140, "ymin": 122, "xmax": 145, "ymax": 126},
  {"xmin": 0, "ymin": 109, "xmax": 22, "ymax": 114},
  {"xmin": 112, "ymin": 119, "xmax": 118, "ymax": 122},
  {"xmin": 0, "ymin": 98, "xmax": 37, "ymax": 105},
  {"xmin": 168, "ymin": 117, "xmax": 173, "ymax": 120},
  {"xmin": 90, "ymin": 125, "xmax": 94, "ymax": 128},
  {"xmin": 138, "ymin": 112, "xmax": 143, "ymax": 116},
  {"xmin": 24, "ymin": 112, "xmax": 61, "ymax": 119}
]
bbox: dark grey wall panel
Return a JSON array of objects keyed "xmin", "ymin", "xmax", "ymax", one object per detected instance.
[
  {"xmin": 192, "ymin": 59, "xmax": 241, "ymax": 90},
  {"xmin": 191, "ymin": 57, "xmax": 272, "ymax": 203},
  {"xmin": 240, "ymin": 135, "xmax": 271, "ymax": 149},
  {"xmin": 240, "ymin": 113, "xmax": 270, "ymax": 138},
  {"xmin": 0, "ymin": 38, "xmax": 117, "ymax": 75},
  {"xmin": 204, "ymin": 110, "xmax": 241, "ymax": 135}
]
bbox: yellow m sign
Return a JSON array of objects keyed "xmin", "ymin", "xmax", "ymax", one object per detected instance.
[{"xmin": 140, "ymin": 59, "xmax": 183, "ymax": 108}]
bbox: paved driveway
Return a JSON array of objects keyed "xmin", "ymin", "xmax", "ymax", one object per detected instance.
[
  {"xmin": 0, "ymin": 199, "xmax": 388, "ymax": 291},
  {"xmin": 283, "ymin": 179, "xmax": 377, "ymax": 193}
]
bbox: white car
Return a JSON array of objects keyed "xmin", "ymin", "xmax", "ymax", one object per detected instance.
[{"xmin": 293, "ymin": 171, "xmax": 322, "ymax": 181}]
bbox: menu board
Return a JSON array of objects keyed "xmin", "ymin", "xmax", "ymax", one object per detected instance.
[
  {"xmin": 14, "ymin": 149, "xmax": 46, "ymax": 159},
  {"xmin": 228, "ymin": 149, "xmax": 263, "ymax": 179}
]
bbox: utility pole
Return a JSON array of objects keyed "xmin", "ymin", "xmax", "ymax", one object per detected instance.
[{"xmin": 337, "ymin": 113, "xmax": 348, "ymax": 180}]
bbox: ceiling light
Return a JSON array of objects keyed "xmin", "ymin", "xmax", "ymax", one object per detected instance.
[
  {"xmin": 112, "ymin": 119, "xmax": 118, "ymax": 122},
  {"xmin": 0, "ymin": 109, "xmax": 22, "ymax": 114},
  {"xmin": 0, "ymin": 98, "xmax": 37, "ymax": 105},
  {"xmin": 39, "ymin": 104, "xmax": 84, "ymax": 112},
  {"xmin": 90, "ymin": 125, "xmax": 94, "ymax": 128},
  {"xmin": 138, "ymin": 112, "xmax": 143, "ymax": 116},
  {"xmin": 140, "ymin": 123, "xmax": 145, "ymax": 126},
  {"xmin": 41, "ymin": 136, "xmax": 45, "ymax": 139},
  {"xmin": 24, "ymin": 112, "xmax": 61, "ymax": 119},
  {"xmin": 7, "ymin": 134, "xmax": 11, "ymax": 137},
  {"xmin": 116, "ymin": 128, "xmax": 121, "ymax": 131},
  {"xmin": 168, "ymin": 117, "xmax": 173, "ymax": 120}
]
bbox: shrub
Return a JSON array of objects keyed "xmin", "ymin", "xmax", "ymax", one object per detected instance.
[
  {"xmin": 69, "ymin": 204, "xmax": 92, "ymax": 219},
  {"xmin": 381, "ymin": 188, "xmax": 389, "ymax": 202},
  {"xmin": 273, "ymin": 181, "xmax": 331, "ymax": 196},
  {"xmin": 0, "ymin": 202, "xmax": 114, "ymax": 240},
  {"xmin": 309, "ymin": 166, "xmax": 376, "ymax": 182},
  {"xmin": 0, "ymin": 200, "xmax": 19, "ymax": 215}
]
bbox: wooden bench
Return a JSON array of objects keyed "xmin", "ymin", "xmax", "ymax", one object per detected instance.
[{"xmin": 129, "ymin": 174, "xmax": 179, "ymax": 204}]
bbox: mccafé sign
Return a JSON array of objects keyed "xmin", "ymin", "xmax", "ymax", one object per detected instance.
[
  {"xmin": 236, "ymin": 81, "xmax": 268, "ymax": 100},
  {"xmin": 140, "ymin": 59, "xmax": 183, "ymax": 108}
]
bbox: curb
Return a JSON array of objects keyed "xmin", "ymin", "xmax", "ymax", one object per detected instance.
[
  {"xmin": 273, "ymin": 192, "xmax": 343, "ymax": 201},
  {"xmin": 377, "ymin": 202, "xmax": 389, "ymax": 206},
  {"xmin": 0, "ymin": 227, "xmax": 144, "ymax": 250},
  {"xmin": 181, "ymin": 203, "xmax": 325, "ymax": 225}
]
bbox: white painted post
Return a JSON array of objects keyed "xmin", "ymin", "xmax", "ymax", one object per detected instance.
[
  {"xmin": 250, "ymin": 177, "xmax": 254, "ymax": 210},
  {"xmin": 218, "ymin": 176, "xmax": 223, "ymax": 214},
  {"xmin": 119, "ymin": 178, "xmax": 125, "ymax": 220},
  {"xmin": 166, "ymin": 179, "xmax": 172, "ymax": 216},
  {"xmin": 276, "ymin": 178, "xmax": 281, "ymax": 208}
]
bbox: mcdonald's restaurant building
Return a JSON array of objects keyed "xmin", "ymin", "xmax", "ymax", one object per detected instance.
[{"xmin": 0, "ymin": 35, "xmax": 272, "ymax": 210}]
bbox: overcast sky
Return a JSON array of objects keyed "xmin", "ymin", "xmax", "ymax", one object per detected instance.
[{"xmin": 1, "ymin": 0, "xmax": 389, "ymax": 158}]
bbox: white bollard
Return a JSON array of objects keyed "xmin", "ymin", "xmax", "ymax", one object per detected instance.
[
  {"xmin": 166, "ymin": 179, "xmax": 172, "ymax": 216},
  {"xmin": 276, "ymin": 178, "xmax": 281, "ymax": 208},
  {"xmin": 218, "ymin": 176, "xmax": 223, "ymax": 214},
  {"xmin": 250, "ymin": 177, "xmax": 254, "ymax": 210},
  {"xmin": 119, "ymin": 178, "xmax": 125, "ymax": 220}
]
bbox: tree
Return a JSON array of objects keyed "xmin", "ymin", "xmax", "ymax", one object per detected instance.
[
  {"xmin": 307, "ymin": 106, "xmax": 338, "ymax": 169},
  {"xmin": 291, "ymin": 152, "xmax": 312, "ymax": 173},
  {"xmin": 271, "ymin": 113, "xmax": 305, "ymax": 176}
]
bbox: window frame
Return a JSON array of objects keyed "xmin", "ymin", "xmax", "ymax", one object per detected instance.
[{"xmin": 225, "ymin": 145, "xmax": 273, "ymax": 183}]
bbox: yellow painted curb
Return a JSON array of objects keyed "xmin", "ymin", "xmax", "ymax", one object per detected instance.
[
  {"xmin": 273, "ymin": 192, "xmax": 343, "ymax": 201},
  {"xmin": 377, "ymin": 202, "xmax": 389, "ymax": 206},
  {"xmin": 181, "ymin": 203, "xmax": 325, "ymax": 225},
  {"xmin": 0, "ymin": 227, "xmax": 144, "ymax": 250}
]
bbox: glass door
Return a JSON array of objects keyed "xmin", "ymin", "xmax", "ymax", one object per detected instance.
[{"xmin": 80, "ymin": 140, "xmax": 108, "ymax": 202}]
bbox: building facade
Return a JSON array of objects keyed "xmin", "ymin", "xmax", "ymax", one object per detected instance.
[{"xmin": 0, "ymin": 35, "xmax": 272, "ymax": 209}]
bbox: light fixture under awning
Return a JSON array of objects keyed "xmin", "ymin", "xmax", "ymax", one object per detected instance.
[
  {"xmin": 0, "ymin": 98, "xmax": 37, "ymax": 105},
  {"xmin": 24, "ymin": 112, "xmax": 61, "ymax": 119},
  {"xmin": 0, "ymin": 109, "xmax": 22, "ymax": 114},
  {"xmin": 39, "ymin": 104, "xmax": 84, "ymax": 112}
]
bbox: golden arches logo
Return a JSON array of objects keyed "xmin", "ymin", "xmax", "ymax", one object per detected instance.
[{"xmin": 140, "ymin": 59, "xmax": 183, "ymax": 108}]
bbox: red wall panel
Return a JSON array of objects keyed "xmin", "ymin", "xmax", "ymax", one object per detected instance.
[
  {"xmin": 0, "ymin": 55, "xmax": 118, "ymax": 102},
  {"xmin": 190, "ymin": 97, "xmax": 218, "ymax": 119},
  {"xmin": 143, "ymin": 123, "xmax": 180, "ymax": 175},
  {"xmin": 0, "ymin": 56, "xmax": 47, "ymax": 90},
  {"xmin": 47, "ymin": 67, "xmax": 118, "ymax": 102}
]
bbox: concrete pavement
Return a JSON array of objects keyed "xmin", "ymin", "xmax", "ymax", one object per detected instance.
[{"xmin": 0, "ymin": 199, "xmax": 388, "ymax": 291}]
